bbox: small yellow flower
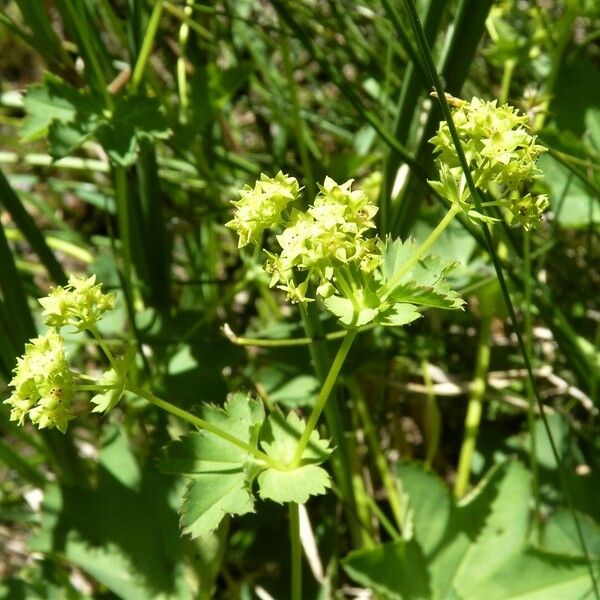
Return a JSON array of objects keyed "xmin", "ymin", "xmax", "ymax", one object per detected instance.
[
  {"xmin": 39, "ymin": 273, "xmax": 116, "ymax": 331},
  {"xmin": 225, "ymin": 171, "xmax": 300, "ymax": 247},
  {"xmin": 5, "ymin": 331, "xmax": 75, "ymax": 433}
]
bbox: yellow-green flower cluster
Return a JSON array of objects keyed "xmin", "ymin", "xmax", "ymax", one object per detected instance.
[
  {"xmin": 229, "ymin": 173, "xmax": 464, "ymax": 329},
  {"xmin": 264, "ymin": 177, "xmax": 380, "ymax": 303},
  {"xmin": 39, "ymin": 274, "xmax": 116, "ymax": 331},
  {"xmin": 226, "ymin": 171, "xmax": 301, "ymax": 248},
  {"xmin": 5, "ymin": 273, "xmax": 121, "ymax": 433},
  {"xmin": 265, "ymin": 177, "xmax": 380, "ymax": 302},
  {"xmin": 227, "ymin": 173, "xmax": 381, "ymax": 303},
  {"xmin": 429, "ymin": 97, "xmax": 548, "ymax": 230},
  {"xmin": 5, "ymin": 331, "xmax": 74, "ymax": 433}
]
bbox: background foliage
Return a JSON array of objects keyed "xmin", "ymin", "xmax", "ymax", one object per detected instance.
[{"xmin": 1, "ymin": 0, "xmax": 600, "ymax": 597}]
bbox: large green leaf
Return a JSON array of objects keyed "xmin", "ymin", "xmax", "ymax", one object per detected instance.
[
  {"xmin": 179, "ymin": 472, "xmax": 254, "ymax": 539},
  {"xmin": 257, "ymin": 410, "xmax": 332, "ymax": 504},
  {"xmin": 160, "ymin": 394, "xmax": 265, "ymax": 473},
  {"xmin": 380, "ymin": 238, "xmax": 464, "ymax": 310},
  {"xmin": 374, "ymin": 237, "xmax": 464, "ymax": 327},
  {"xmin": 542, "ymin": 509, "xmax": 600, "ymax": 559},
  {"xmin": 398, "ymin": 461, "xmax": 513, "ymax": 599},
  {"xmin": 48, "ymin": 118, "xmax": 98, "ymax": 158},
  {"xmin": 538, "ymin": 154, "xmax": 600, "ymax": 227},
  {"xmin": 22, "ymin": 73, "xmax": 102, "ymax": 159},
  {"xmin": 551, "ymin": 57, "xmax": 600, "ymax": 141},
  {"xmin": 22, "ymin": 74, "xmax": 170, "ymax": 165},
  {"xmin": 97, "ymin": 96, "xmax": 170, "ymax": 166},
  {"xmin": 452, "ymin": 461, "xmax": 531, "ymax": 594},
  {"xmin": 258, "ymin": 464, "xmax": 330, "ymax": 505},
  {"xmin": 343, "ymin": 460, "xmax": 600, "ymax": 599},
  {"xmin": 21, "ymin": 72, "xmax": 101, "ymax": 141},
  {"xmin": 159, "ymin": 393, "xmax": 265, "ymax": 538},
  {"xmin": 160, "ymin": 396, "xmax": 334, "ymax": 529},
  {"xmin": 323, "ymin": 237, "xmax": 463, "ymax": 328},
  {"xmin": 460, "ymin": 548, "xmax": 599, "ymax": 600}
]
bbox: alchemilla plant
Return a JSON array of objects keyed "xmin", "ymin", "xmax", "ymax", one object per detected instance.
[{"xmin": 5, "ymin": 96, "xmax": 549, "ymax": 598}]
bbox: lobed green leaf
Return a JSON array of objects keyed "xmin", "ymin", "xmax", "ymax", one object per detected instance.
[
  {"xmin": 159, "ymin": 393, "xmax": 265, "ymax": 538},
  {"xmin": 258, "ymin": 410, "xmax": 333, "ymax": 504}
]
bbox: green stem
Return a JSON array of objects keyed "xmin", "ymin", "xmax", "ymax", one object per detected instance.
[
  {"xmin": 348, "ymin": 378, "xmax": 406, "ymax": 531},
  {"xmin": 112, "ymin": 165, "xmax": 149, "ymax": 376},
  {"xmin": 113, "ymin": 167, "xmax": 133, "ymax": 294},
  {"xmin": 454, "ymin": 312, "xmax": 492, "ymax": 498},
  {"xmin": 422, "ymin": 359, "xmax": 441, "ymax": 469},
  {"xmin": 289, "ymin": 502, "xmax": 301, "ymax": 600},
  {"xmin": 164, "ymin": 2, "xmax": 212, "ymax": 40},
  {"xmin": 176, "ymin": 0, "xmax": 194, "ymax": 121},
  {"xmin": 66, "ymin": 4, "xmax": 112, "ymax": 107},
  {"xmin": 224, "ymin": 325, "xmax": 360, "ymax": 347},
  {"xmin": 296, "ymin": 303, "xmax": 362, "ymax": 546},
  {"xmin": 524, "ymin": 231, "xmax": 541, "ymax": 532},
  {"xmin": 382, "ymin": 202, "xmax": 461, "ymax": 299},
  {"xmin": 499, "ymin": 58, "xmax": 515, "ymax": 105},
  {"xmin": 75, "ymin": 384, "xmax": 116, "ymax": 392},
  {"xmin": 292, "ymin": 329, "xmax": 357, "ymax": 467},
  {"xmin": 363, "ymin": 493, "xmax": 401, "ymax": 540},
  {"xmin": 130, "ymin": 0, "xmax": 164, "ymax": 95},
  {"xmin": 126, "ymin": 385, "xmax": 280, "ymax": 468},
  {"xmin": 348, "ymin": 404, "xmax": 376, "ymax": 547},
  {"xmin": 88, "ymin": 324, "xmax": 119, "ymax": 370}
]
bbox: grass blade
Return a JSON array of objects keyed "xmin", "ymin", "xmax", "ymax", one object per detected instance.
[
  {"xmin": 0, "ymin": 213, "xmax": 35, "ymax": 348},
  {"xmin": 391, "ymin": 0, "xmax": 493, "ymax": 236},
  {"xmin": 0, "ymin": 170, "xmax": 66, "ymax": 285},
  {"xmin": 12, "ymin": 0, "xmax": 79, "ymax": 84},
  {"xmin": 379, "ymin": 0, "xmax": 447, "ymax": 232},
  {"xmin": 270, "ymin": 0, "xmax": 424, "ymax": 177}
]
